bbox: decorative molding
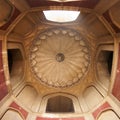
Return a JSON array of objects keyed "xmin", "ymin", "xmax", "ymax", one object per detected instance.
[
  {"xmin": 9, "ymin": 102, "xmax": 28, "ymax": 119},
  {"xmin": 112, "ymin": 43, "xmax": 120, "ymax": 101},
  {"xmin": 92, "ymin": 102, "xmax": 111, "ymax": 119},
  {"xmin": 29, "ymin": 28, "xmax": 90, "ymax": 88},
  {"xmin": 0, "ymin": 40, "xmax": 8, "ymax": 101}
]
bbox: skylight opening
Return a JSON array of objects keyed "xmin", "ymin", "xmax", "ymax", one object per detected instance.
[{"xmin": 43, "ymin": 10, "xmax": 80, "ymax": 23}]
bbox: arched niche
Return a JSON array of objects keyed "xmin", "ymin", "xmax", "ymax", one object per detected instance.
[
  {"xmin": 39, "ymin": 93, "xmax": 81, "ymax": 113},
  {"xmin": 7, "ymin": 42, "xmax": 25, "ymax": 90},
  {"xmin": 83, "ymin": 86, "xmax": 103, "ymax": 110},
  {"xmin": 98, "ymin": 110, "xmax": 120, "ymax": 120},
  {"xmin": 96, "ymin": 45, "xmax": 113, "ymax": 90},
  {"xmin": 1, "ymin": 109, "xmax": 24, "ymax": 120},
  {"xmin": 17, "ymin": 85, "xmax": 38, "ymax": 110},
  {"xmin": 46, "ymin": 95, "xmax": 74, "ymax": 113}
]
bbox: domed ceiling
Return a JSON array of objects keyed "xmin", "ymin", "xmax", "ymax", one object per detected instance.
[
  {"xmin": 1, "ymin": 0, "xmax": 120, "ymax": 119},
  {"xmin": 1, "ymin": 0, "xmax": 119, "ymax": 94},
  {"xmin": 30, "ymin": 28, "xmax": 90, "ymax": 88}
]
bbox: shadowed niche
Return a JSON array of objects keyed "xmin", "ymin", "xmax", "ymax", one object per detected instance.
[{"xmin": 46, "ymin": 96, "xmax": 74, "ymax": 113}]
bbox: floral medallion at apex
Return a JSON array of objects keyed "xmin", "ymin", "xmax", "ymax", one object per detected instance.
[{"xmin": 30, "ymin": 28, "xmax": 90, "ymax": 88}]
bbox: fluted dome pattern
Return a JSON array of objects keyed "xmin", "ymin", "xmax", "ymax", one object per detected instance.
[{"xmin": 30, "ymin": 28, "xmax": 90, "ymax": 88}]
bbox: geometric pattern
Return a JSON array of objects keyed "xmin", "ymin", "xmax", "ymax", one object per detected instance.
[{"xmin": 30, "ymin": 28, "xmax": 90, "ymax": 88}]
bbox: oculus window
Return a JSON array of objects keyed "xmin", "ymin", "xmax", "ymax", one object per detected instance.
[{"xmin": 43, "ymin": 10, "xmax": 80, "ymax": 23}]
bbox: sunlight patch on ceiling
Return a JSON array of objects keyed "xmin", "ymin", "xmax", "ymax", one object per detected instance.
[{"xmin": 43, "ymin": 10, "xmax": 80, "ymax": 23}]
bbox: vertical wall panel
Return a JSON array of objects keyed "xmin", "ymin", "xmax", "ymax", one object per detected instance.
[
  {"xmin": 0, "ymin": 40, "xmax": 8, "ymax": 101},
  {"xmin": 112, "ymin": 44, "xmax": 120, "ymax": 101}
]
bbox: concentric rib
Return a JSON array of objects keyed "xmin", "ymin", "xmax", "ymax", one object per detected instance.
[{"xmin": 30, "ymin": 28, "xmax": 90, "ymax": 88}]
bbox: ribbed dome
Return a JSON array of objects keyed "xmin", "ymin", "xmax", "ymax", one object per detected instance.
[{"xmin": 30, "ymin": 28, "xmax": 90, "ymax": 88}]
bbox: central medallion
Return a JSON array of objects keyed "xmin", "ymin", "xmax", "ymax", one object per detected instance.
[
  {"xmin": 30, "ymin": 28, "xmax": 90, "ymax": 88},
  {"xmin": 56, "ymin": 53, "xmax": 65, "ymax": 62}
]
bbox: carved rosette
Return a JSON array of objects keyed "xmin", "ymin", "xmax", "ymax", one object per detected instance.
[{"xmin": 30, "ymin": 28, "xmax": 90, "ymax": 88}]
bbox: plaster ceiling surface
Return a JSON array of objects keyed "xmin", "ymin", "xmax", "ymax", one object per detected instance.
[
  {"xmin": 30, "ymin": 28, "xmax": 90, "ymax": 88},
  {"xmin": 1, "ymin": 0, "xmax": 119, "ymax": 39},
  {"xmin": 1, "ymin": 0, "xmax": 120, "ymax": 115},
  {"xmin": 0, "ymin": 0, "xmax": 120, "ymax": 95}
]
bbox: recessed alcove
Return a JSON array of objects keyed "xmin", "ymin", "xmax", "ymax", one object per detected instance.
[
  {"xmin": 97, "ymin": 50, "xmax": 113, "ymax": 90},
  {"xmin": 107, "ymin": 52, "xmax": 113, "ymax": 74},
  {"xmin": 7, "ymin": 48, "xmax": 24, "ymax": 90},
  {"xmin": 46, "ymin": 96, "xmax": 74, "ymax": 113}
]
